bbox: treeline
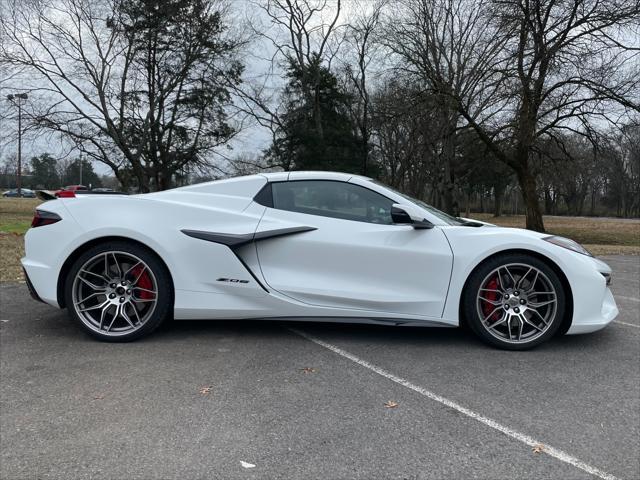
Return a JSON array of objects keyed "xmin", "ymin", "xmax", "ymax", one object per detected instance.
[
  {"xmin": 0, "ymin": 153, "xmax": 105, "ymax": 190},
  {"xmin": 1, "ymin": 0, "xmax": 638, "ymax": 230}
]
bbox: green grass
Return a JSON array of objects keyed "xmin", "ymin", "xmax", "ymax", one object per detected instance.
[{"xmin": 0, "ymin": 220, "xmax": 31, "ymax": 234}]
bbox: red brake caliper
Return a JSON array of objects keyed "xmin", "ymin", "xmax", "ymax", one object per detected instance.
[
  {"xmin": 482, "ymin": 275, "xmax": 500, "ymax": 322},
  {"xmin": 130, "ymin": 265, "xmax": 153, "ymax": 300}
]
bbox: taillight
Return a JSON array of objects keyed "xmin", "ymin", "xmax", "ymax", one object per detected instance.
[
  {"xmin": 56, "ymin": 190, "xmax": 75, "ymax": 198},
  {"xmin": 31, "ymin": 210, "xmax": 62, "ymax": 228}
]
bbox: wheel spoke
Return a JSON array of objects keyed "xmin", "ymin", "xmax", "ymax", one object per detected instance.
[
  {"xmin": 99, "ymin": 304, "xmax": 110, "ymax": 330},
  {"xmin": 131, "ymin": 304, "xmax": 143, "ymax": 324},
  {"xmin": 487, "ymin": 314, "xmax": 507, "ymax": 329},
  {"xmin": 111, "ymin": 252, "xmax": 122, "ymax": 278},
  {"xmin": 480, "ymin": 288, "xmax": 502, "ymax": 294},
  {"xmin": 77, "ymin": 275, "xmax": 106, "ymax": 291},
  {"xmin": 482, "ymin": 306, "xmax": 502, "ymax": 323},
  {"xmin": 80, "ymin": 269, "xmax": 108, "ymax": 283},
  {"xmin": 516, "ymin": 267, "xmax": 533, "ymax": 288},
  {"xmin": 530, "ymin": 308, "xmax": 550, "ymax": 325},
  {"xmin": 132, "ymin": 265, "xmax": 148, "ymax": 284},
  {"xmin": 124, "ymin": 261, "xmax": 142, "ymax": 278},
  {"xmin": 78, "ymin": 299, "xmax": 109, "ymax": 313},
  {"xmin": 521, "ymin": 313, "xmax": 544, "ymax": 332},
  {"xmin": 132, "ymin": 286, "xmax": 156, "ymax": 294},
  {"xmin": 75, "ymin": 291, "xmax": 103, "ymax": 306},
  {"xmin": 529, "ymin": 298, "xmax": 557, "ymax": 308},
  {"xmin": 502, "ymin": 266, "xmax": 517, "ymax": 288},
  {"xmin": 106, "ymin": 304, "xmax": 120, "ymax": 332},
  {"xmin": 526, "ymin": 270, "xmax": 540, "ymax": 293},
  {"xmin": 479, "ymin": 295, "xmax": 502, "ymax": 306},
  {"xmin": 516, "ymin": 316, "xmax": 524, "ymax": 341},
  {"xmin": 121, "ymin": 307, "xmax": 135, "ymax": 329},
  {"xmin": 131, "ymin": 297, "xmax": 156, "ymax": 303}
]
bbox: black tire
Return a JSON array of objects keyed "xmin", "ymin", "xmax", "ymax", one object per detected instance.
[
  {"xmin": 462, "ymin": 252, "xmax": 566, "ymax": 350},
  {"xmin": 64, "ymin": 241, "xmax": 172, "ymax": 342}
]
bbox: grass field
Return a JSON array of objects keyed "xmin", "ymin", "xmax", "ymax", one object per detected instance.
[
  {"xmin": 1, "ymin": 198, "xmax": 42, "ymax": 282},
  {"xmin": 1, "ymin": 197, "xmax": 639, "ymax": 282},
  {"xmin": 470, "ymin": 213, "xmax": 640, "ymax": 255}
]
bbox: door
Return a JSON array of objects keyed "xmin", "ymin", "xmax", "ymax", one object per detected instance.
[{"xmin": 254, "ymin": 180, "xmax": 454, "ymax": 318}]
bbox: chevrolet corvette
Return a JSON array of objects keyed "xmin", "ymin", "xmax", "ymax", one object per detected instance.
[{"xmin": 22, "ymin": 171, "xmax": 618, "ymax": 349}]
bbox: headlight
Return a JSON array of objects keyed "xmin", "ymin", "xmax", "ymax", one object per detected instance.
[{"xmin": 543, "ymin": 235, "xmax": 593, "ymax": 257}]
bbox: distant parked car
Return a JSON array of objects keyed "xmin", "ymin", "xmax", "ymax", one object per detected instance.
[
  {"xmin": 91, "ymin": 188, "xmax": 115, "ymax": 193},
  {"xmin": 2, "ymin": 188, "xmax": 36, "ymax": 198},
  {"xmin": 54, "ymin": 185, "xmax": 88, "ymax": 197}
]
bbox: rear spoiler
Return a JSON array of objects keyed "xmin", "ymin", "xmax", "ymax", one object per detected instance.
[{"xmin": 36, "ymin": 190, "xmax": 128, "ymax": 201}]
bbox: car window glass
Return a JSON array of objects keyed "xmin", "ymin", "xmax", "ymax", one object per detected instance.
[{"xmin": 272, "ymin": 181, "xmax": 394, "ymax": 224}]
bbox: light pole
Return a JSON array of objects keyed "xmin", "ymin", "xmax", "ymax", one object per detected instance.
[{"xmin": 7, "ymin": 93, "xmax": 28, "ymax": 196}]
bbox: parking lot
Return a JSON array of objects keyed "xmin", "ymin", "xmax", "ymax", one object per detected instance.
[{"xmin": 1, "ymin": 255, "xmax": 638, "ymax": 480}]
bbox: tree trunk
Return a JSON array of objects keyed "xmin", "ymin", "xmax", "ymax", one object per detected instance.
[
  {"xmin": 493, "ymin": 184, "xmax": 504, "ymax": 217},
  {"xmin": 516, "ymin": 168, "xmax": 545, "ymax": 232}
]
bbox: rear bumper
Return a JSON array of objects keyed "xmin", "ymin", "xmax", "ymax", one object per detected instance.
[
  {"xmin": 21, "ymin": 257, "xmax": 60, "ymax": 307},
  {"xmin": 23, "ymin": 268, "xmax": 44, "ymax": 303}
]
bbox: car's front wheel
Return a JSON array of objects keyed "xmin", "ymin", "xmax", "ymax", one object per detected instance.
[
  {"xmin": 65, "ymin": 241, "xmax": 172, "ymax": 342},
  {"xmin": 463, "ymin": 253, "xmax": 566, "ymax": 350}
]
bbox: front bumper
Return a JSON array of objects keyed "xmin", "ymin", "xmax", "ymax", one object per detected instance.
[
  {"xmin": 565, "ymin": 256, "xmax": 618, "ymax": 334},
  {"xmin": 566, "ymin": 287, "xmax": 618, "ymax": 334}
]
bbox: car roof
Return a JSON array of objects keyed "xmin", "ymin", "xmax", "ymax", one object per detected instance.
[{"xmin": 261, "ymin": 171, "xmax": 371, "ymax": 182}]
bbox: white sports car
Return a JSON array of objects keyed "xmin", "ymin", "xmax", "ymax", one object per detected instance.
[{"xmin": 22, "ymin": 171, "xmax": 618, "ymax": 349}]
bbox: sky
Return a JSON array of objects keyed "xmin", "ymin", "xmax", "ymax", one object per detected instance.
[{"xmin": 0, "ymin": 0, "xmax": 357, "ymax": 176}]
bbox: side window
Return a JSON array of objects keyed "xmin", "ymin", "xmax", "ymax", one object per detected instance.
[{"xmin": 271, "ymin": 181, "xmax": 394, "ymax": 224}]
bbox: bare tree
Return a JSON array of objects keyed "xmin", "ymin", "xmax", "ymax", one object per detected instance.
[
  {"xmin": 341, "ymin": 0, "xmax": 385, "ymax": 175},
  {"xmin": 1, "ymin": 0, "xmax": 244, "ymax": 191},
  {"xmin": 232, "ymin": 0, "xmax": 343, "ymax": 170},
  {"xmin": 384, "ymin": 0, "xmax": 640, "ymax": 231},
  {"xmin": 382, "ymin": 0, "xmax": 511, "ymax": 216}
]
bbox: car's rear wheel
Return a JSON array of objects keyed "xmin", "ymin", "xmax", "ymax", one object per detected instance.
[
  {"xmin": 64, "ymin": 241, "xmax": 172, "ymax": 342},
  {"xmin": 463, "ymin": 253, "xmax": 566, "ymax": 350}
]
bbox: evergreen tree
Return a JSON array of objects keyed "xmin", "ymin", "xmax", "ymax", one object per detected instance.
[
  {"xmin": 30, "ymin": 153, "xmax": 59, "ymax": 189},
  {"xmin": 266, "ymin": 55, "xmax": 363, "ymax": 173},
  {"xmin": 62, "ymin": 159, "xmax": 102, "ymax": 188}
]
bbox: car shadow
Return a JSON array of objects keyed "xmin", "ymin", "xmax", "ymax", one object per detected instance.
[{"xmin": 151, "ymin": 316, "xmax": 619, "ymax": 354}]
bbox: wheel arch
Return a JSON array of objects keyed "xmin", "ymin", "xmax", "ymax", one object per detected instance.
[
  {"xmin": 57, "ymin": 236, "xmax": 175, "ymax": 309},
  {"xmin": 458, "ymin": 248, "xmax": 573, "ymax": 335}
]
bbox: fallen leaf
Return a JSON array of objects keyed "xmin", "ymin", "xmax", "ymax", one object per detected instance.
[
  {"xmin": 532, "ymin": 443, "xmax": 545, "ymax": 454},
  {"xmin": 384, "ymin": 400, "xmax": 399, "ymax": 408},
  {"xmin": 240, "ymin": 461, "xmax": 256, "ymax": 469},
  {"xmin": 300, "ymin": 367, "xmax": 316, "ymax": 374},
  {"xmin": 93, "ymin": 394, "xmax": 105, "ymax": 400},
  {"xmin": 199, "ymin": 386, "xmax": 214, "ymax": 395}
]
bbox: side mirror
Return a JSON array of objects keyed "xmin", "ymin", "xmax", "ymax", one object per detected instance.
[{"xmin": 391, "ymin": 204, "xmax": 434, "ymax": 229}]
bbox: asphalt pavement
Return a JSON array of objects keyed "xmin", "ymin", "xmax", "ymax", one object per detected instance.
[{"xmin": 1, "ymin": 255, "xmax": 638, "ymax": 480}]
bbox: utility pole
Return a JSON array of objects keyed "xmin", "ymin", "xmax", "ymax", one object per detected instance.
[
  {"xmin": 79, "ymin": 154, "xmax": 83, "ymax": 185},
  {"xmin": 6, "ymin": 93, "xmax": 28, "ymax": 196}
]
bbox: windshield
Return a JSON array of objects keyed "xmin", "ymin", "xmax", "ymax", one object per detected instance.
[{"xmin": 368, "ymin": 180, "xmax": 465, "ymax": 226}]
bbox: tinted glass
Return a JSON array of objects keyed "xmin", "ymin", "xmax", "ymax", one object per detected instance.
[{"xmin": 272, "ymin": 181, "xmax": 394, "ymax": 224}]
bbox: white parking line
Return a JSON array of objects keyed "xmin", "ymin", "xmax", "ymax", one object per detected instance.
[
  {"xmin": 614, "ymin": 320, "xmax": 640, "ymax": 328},
  {"xmin": 291, "ymin": 328, "xmax": 619, "ymax": 480},
  {"xmin": 615, "ymin": 295, "xmax": 640, "ymax": 303}
]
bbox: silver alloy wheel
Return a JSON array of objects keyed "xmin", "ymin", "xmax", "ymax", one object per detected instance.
[
  {"xmin": 71, "ymin": 251, "xmax": 158, "ymax": 337},
  {"xmin": 476, "ymin": 263, "xmax": 558, "ymax": 344}
]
